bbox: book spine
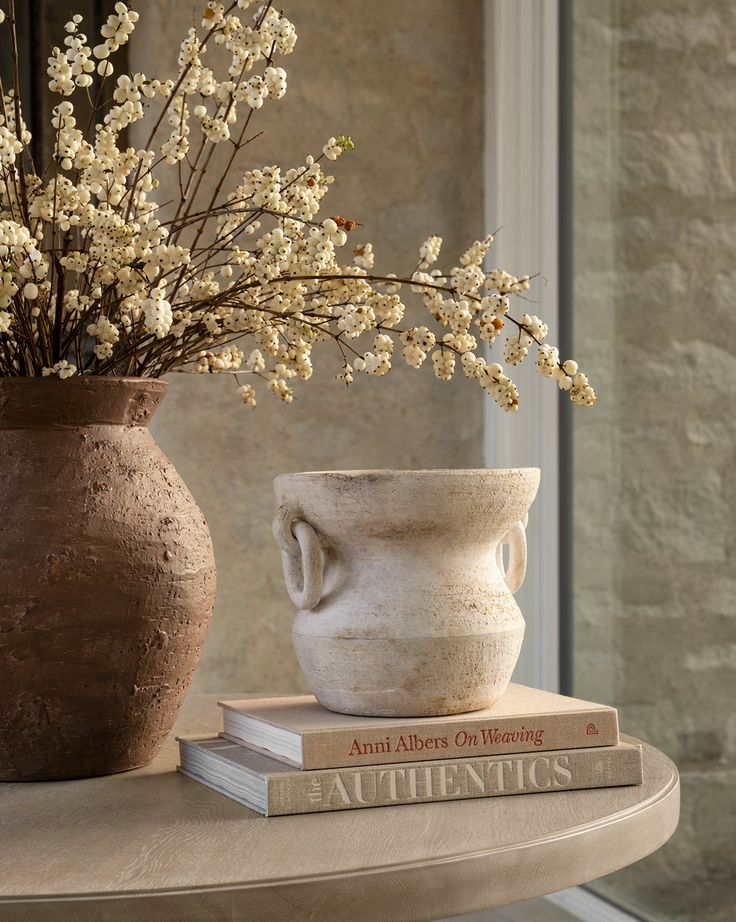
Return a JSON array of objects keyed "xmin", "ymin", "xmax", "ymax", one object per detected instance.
[
  {"xmin": 266, "ymin": 744, "xmax": 642, "ymax": 816},
  {"xmin": 300, "ymin": 709, "xmax": 619, "ymax": 769}
]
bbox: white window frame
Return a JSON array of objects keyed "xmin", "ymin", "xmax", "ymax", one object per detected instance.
[
  {"xmin": 484, "ymin": 0, "xmax": 560, "ymax": 694},
  {"xmin": 482, "ymin": 4, "xmax": 638, "ymax": 921}
]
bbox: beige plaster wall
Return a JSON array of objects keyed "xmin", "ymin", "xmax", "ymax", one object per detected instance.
[
  {"xmin": 571, "ymin": 3, "xmax": 736, "ymax": 920},
  {"xmin": 131, "ymin": 1, "xmax": 485, "ymax": 695}
]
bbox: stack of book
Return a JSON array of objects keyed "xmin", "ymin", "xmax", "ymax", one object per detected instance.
[{"xmin": 177, "ymin": 684, "xmax": 641, "ymax": 816}]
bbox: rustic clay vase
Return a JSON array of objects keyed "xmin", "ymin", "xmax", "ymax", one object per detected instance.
[
  {"xmin": 273, "ymin": 468, "xmax": 540, "ymax": 717},
  {"xmin": 0, "ymin": 377, "xmax": 216, "ymax": 781}
]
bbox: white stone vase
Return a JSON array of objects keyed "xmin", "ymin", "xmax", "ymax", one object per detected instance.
[{"xmin": 273, "ymin": 469, "xmax": 540, "ymax": 717}]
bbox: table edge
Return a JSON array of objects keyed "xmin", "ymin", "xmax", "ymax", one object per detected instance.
[{"xmin": 0, "ymin": 746, "xmax": 680, "ymax": 909}]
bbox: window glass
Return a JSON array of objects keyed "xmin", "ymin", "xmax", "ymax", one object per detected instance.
[{"xmin": 570, "ymin": 3, "xmax": 736, "ymax": 919}]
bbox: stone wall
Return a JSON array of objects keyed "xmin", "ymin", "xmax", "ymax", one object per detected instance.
[
  {"xmin": 131, "ymin": 1, "xmax": 485, "ymax": 695},
  {"xmin": 572, "ymin": 3, "xmax": 736, "ymax": 920}
]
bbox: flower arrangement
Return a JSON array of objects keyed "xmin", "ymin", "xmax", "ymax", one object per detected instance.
[{"xmin": 0, "ymin": 0, "xmax": 596, "ymax": 411}]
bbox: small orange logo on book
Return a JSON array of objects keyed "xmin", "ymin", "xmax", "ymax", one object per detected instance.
[{"xmin": 586, "ymin": 723, "xmax": 599, "ymax": 735}]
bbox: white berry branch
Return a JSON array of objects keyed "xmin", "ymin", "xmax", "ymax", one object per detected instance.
[{"xmin": 0, "ymin": 0, "xmax": 597, "ymax": 410}]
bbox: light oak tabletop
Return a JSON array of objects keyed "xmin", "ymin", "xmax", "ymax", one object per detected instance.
[{"xmin": 0, "ymin": 693, "xmax": 679, "ymax": 922}]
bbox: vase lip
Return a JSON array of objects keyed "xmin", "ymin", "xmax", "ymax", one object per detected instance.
[
  {"xmin": 0, "ymin": 375, "xmax": 169, "ymax": 429},
  {"xmin": 276, "ymin": 467, "xmax": 540, "ymax": 477},
  {"xmin": 274, "ymin": 468, "xmax": 541, "ymax": 521},
  {"xmin": 0, "ymin": 375, "xmax": 168, "ymax": 389},
  {"xmin": 275, "ymin": 468, "xmax": 541, "ymax": 492}
]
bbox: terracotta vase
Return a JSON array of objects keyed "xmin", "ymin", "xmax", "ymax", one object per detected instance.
[
  {"xmin": 273, "ymin": 469, "xmax": 540, "ymax": 718},
  {"xmin": 0, "ymin": 377, "xmax": 216, "ymax": 781}
]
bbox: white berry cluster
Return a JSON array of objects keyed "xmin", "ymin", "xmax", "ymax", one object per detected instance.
[
  {"xmin": 237, "ymin": 382, "xmax": 257, "ymax": 407},
  {"xmin": 141, "ymin": 289, "xmax": 173, "ymax": 339},
  {"xmin": 480, "ymin": 361, "xmax": 520, "ymax": 412},
  {"xmin": 0, "ymin": 1, "xmax": 596, "ymax": 411},
  {"xmin": 432, "ymin": 349, "xmax": 455, "ymax": 380},
  {"xmin": 265, "ymin": 66, "xmax": 287, "ymax": 99},
  {"xmin": 194, "ymin": 345, "xmax": 244, "ymax": 373},
  {"xmin": 536, "ymin": 351, "xmax": 596, "ymax": 405},
  {"xmin": 354, "ymin": 332, "xmax": 393, "ymax": 376},
  {"xmin": 400, "ymin": 326, "xmax": 436, "ymax": 368},
  {"xmin": 353, "ymin": 243, "xmax": 374, "ymax": 270},
  {"xmin": 323, "ymin": 135, "xmax": 355, "ymax": 160},
  {"xmin": 0, "ymin": 92, "xmax": 29, "ymax": 166},
  {"xmin": 419, "ymin": 235, "xmax": 442, "ymax": 268},
  {"xmin": 87, "ymin": 314, "xmax": 120, "ymax": 359},
  {"xmin": 504, "ymin": 313, "xmax": 548, "ymax": 365},
  {"xmin": 42, "ymin": 360, "xmax": 77, "ymax": 379}
]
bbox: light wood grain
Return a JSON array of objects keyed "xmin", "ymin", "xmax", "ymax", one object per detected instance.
[{"xmin": 0, "ymin": 693, "xmax": 679, "ymax": 922}]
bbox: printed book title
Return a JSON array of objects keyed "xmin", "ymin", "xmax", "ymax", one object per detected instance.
[
  {"xmin": 348, "ymin": 726, "xmax": 545, "ymax": 758},
  {"xmin": 313, "ymin": 755, "xmax": 574, "ymax": 806}
]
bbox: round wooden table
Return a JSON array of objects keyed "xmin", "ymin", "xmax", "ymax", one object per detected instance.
[{"xmin": 0, "ymin": 693, "xmax": 679, "ymax": 922}]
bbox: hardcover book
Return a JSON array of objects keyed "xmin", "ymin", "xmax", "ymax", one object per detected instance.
[
  {"xmin": 218, "ymin": 684, "xmax": 619, "ymax": 770},
  {"xmin": 177, "ymin": 737, "xmax": 643, "ymax": 817}
]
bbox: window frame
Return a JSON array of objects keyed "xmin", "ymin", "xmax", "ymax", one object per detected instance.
[{"xmin": 483, "ymin": 0, "xmax": 562, "ymax": 694}]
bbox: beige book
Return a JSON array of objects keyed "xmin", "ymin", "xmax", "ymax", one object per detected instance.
[
  {"xmin": 218, "ymin": 684, "xmax": 619, "ymax": 770},
  {"xmin": 177, "ymin": 737, "xmax": 643, "ymax": 817}
]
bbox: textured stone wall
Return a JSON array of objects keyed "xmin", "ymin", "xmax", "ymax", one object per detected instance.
[
  {"xmin": 572, "ymin": 3, "xmax": 736, "ymax": 920},
  {"xmin": 131, "ymin": 1, "xmax": 485, "ymax": 695}
]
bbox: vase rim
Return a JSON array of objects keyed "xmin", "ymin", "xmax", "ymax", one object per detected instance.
[
  {"xmin": 275, "ymin": 467, "xmax": 540, "ymax": 478},
  {"xmin": 274, "ymin": 468, "xmax": 541, "ymax": 531},
  {"xmin": 0, "ymin": 375, "xmax": 169, "ymax": 428},
  {"xmin": 0, "ymin": 375, "xmax": 168, "ymax": 386}
]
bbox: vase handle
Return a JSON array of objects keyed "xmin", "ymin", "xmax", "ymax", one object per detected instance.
[
  {"xmin": 496, "ymin": 514, "xmax": 528, "ymax": 594},
  {"xmin": 272, "ymin": 504, "xmax": 324, "ymax": 611}
]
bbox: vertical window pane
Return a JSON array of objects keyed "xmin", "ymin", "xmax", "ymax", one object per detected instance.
[{"xmin": 571, "ymin": 2, "xmax": 736, "ymax": 920}]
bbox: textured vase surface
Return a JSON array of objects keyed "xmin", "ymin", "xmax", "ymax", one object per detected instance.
[
  {"xmin": 274, "ymin": 468, "xmax": 540, "ymax": 718},
  {"xmin": 0, "ymin": 377, "xmax": 216, "ymax": 781}
]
